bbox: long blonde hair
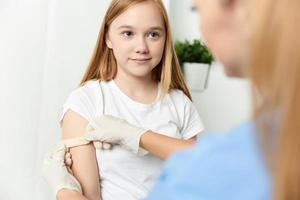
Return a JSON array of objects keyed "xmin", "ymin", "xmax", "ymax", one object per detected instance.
[
  {"xmin": 249, "ymin": 0, "xmax": 300, "ymax": 199},
  {"xmin": 80, "ymin": 0, "xmax": 191, "ymax": 100}
]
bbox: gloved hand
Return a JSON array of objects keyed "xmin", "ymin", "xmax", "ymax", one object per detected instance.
[
  {"xmin": 42, "ymin": 143, "xmax": 82, "ymax": 196},
  {"xmin": 85, "ymin": 115, "xmax": 149, "ymax": 156}
]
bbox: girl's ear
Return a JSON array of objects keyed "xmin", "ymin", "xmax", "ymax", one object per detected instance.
[{"xmin": 105, "ymin": 33, "xmax": 113, "ymax": 49}]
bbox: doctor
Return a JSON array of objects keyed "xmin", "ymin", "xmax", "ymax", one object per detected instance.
[{"xmin": 43, "ymin": 0, "xmax": 300, "ymax": 199}]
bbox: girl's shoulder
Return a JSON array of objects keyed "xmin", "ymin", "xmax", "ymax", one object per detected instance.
[
  {"xmin": 167, "ymin": 88, "xmax": 191, "ymax": 104},
  {"xmin": 168, "ymin": 88, "xmax": 184, "ymax": 97},
  {"xmin": 60, "ymin": 80, "xmax": 103, "ymax": 123},
  {"xmin": 77, "ymin": 80, "xmax": 102, "ymax": 93},
  {"xmin": 68, "ymin": 80, "xmax": 105, "ymax": 101}
]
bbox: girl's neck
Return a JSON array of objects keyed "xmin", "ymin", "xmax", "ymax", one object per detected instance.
[{"xmin": 114, "ymin": 72, "xmax": 159, "ymax": 104}]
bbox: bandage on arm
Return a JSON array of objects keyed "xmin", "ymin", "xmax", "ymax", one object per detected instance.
[
  {"xmin": 62, "ymin": 136, "xmax": 112, "ymax": 150},
  {"xmin": 62, "ymin": 136, "xmax": 91, "ymax": 149}
]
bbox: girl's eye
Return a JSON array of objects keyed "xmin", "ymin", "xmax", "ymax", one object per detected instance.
[
  {"xmin": 148, "ymin": 32, "xmax": 160, "ymax": 39},
  {"xmin": 122, "ymin": 31, "xmax": 134, "ymax": 38}
]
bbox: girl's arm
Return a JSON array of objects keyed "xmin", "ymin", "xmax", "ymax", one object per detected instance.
[
  {"xmin": 140, "ymin": 131, "xmax": 197, "ymax": 160},
  {"xmin": 60, "ymin": 110, "xmax": 101, "ymax": 200},
  {"xmin": 57, "ymin": 189, "xmax": 90, "ymax": 200}
]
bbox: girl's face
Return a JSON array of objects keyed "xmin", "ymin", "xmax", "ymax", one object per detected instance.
[
  {"xmin": 194, "ymin": 0, "xmax": 249, "ymax": 77},
  {"xmin": 106, "ymin": 1, "xmax": 166, "ymax": 79}
]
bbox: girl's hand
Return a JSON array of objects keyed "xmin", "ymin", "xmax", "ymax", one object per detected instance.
[{"xmin": 85, "ymin": 115, "xmax": 148, "ymax": 156}]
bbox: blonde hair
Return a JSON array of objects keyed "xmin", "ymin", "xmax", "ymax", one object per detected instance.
[
  {"xmin": 249, "ymin": 0, "xmax": 300, "ymax": 199},
  {"xmin": 80, "ymin": 0, "xmax": 191, "ymax": 100}
]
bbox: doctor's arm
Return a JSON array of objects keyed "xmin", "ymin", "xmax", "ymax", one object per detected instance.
[
  {"xmin": 85, "ymin": 115, "xmax": 200, "ymax": 160},
  {"xmin": 140, "ymin": 131, "xmax": 197, "ymax": 160}
]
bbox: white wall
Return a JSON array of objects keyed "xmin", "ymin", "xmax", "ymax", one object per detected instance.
[
  {"xmin": 169, "ymin": 0, "xmax": 251, "ymax": 132},
  {"xmin": 0, "ymin": 1, "xmax": 49, "ymax": 199},
  {"xmin": 163, "ymin": 0, "xmax": 170, "ymax": 12},
  {"xmin": 169, "ymin": 0, "xmax": 201, "ymax": 41},
  {"xmin": 0, "ymin": 1, "xmax": 110, "ymax": 199},
  {"xmin": 191, "ymin": 63, "xmax": 251, "ymax": 132}
]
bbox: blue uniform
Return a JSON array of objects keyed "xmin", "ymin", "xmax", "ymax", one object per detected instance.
[{"xmin": 146, "ymin": 122, "xmax": 271, "ymax": 200}]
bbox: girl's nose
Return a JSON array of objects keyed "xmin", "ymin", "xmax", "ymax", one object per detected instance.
[{"xmin": 135, "ymin": 37, "xmax": 149, "ymax": 54}]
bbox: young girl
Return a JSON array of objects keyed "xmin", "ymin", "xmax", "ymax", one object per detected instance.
[{"xmin": 57, "ymin": 0, "xmax": 204, "ymax": 200}]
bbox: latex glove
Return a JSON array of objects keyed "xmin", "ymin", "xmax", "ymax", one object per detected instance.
[
  {"xmin": 85, "ymin": 115, "xmax": 148, "ymax": 156},
  {"xmin": 42, "ymin": 143, "xmax": 82, "ymax": 196}
]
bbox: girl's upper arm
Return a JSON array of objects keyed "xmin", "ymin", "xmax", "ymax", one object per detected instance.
[{"xmin": 61, "ymin": 110, "xmax": 101, "ymax": 200}]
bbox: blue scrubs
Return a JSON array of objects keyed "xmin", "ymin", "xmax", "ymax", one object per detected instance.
[{"xmin": 145, "ymin": 122, "xmax": 271, "ymax": 200}]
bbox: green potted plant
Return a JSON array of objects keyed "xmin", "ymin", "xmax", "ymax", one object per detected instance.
[{"xmin": 175, "ymin": 39, "xmax": 214, "ymax": 91}]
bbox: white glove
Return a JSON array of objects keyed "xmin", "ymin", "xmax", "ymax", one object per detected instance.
[
  {"xmin": 85, "ymin": 115, "xmax": 148, "ymax": 156},
  {"xmin": 42, "ymin": 143, "xmax": 82, "ymax": 196}
]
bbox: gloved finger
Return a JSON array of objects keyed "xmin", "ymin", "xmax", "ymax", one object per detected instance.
[
  {"xmin": 65, "ymin": 152, "xmax": 72, "ymax": 167},
  {"xmin": 86, "ymin": 132, "xmax": 117, "ymax": 144},
  {"xmin": 65, "ymin": 157, "xmax": 72, "ymax": 167},
  {"xmin": 102, "ymin": 142, "xmax": 112, "ymax": 150},
  {"xmin": 93, "ymin": 141, "xmax": 103, "ymax": 149},
  {"xmin": 93, "ymin": 141, "xmax": 112, "ymax": 150},
  {"xmin": 65, "ymin": 152, "xmax": 71, "ymax": 159}
]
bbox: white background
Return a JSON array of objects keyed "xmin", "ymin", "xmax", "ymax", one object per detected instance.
[{"xmin": 0, "ymin": 0, "xmax": 250, "ymax": 199}]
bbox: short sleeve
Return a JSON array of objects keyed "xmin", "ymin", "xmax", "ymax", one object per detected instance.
[
  {"xmin": 59, "ymin": 81, "xmax": 103, "ymax": 125},
  {"xmin": 180, "ymin": 95, "xmax": 204, "ymax": 139}
]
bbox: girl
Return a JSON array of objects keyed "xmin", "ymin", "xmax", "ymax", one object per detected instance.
[{"xmin": 52, "ymin": 0, "xmax": 204, "ymax": 200}]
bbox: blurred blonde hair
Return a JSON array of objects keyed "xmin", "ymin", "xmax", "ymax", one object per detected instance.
[
  {"xmin": 80, "ymin": 0, "xmax": 191, "ymax": 100},
  {"xmin": 249, "ymin": 0, "xmax": 300, "ymax": 199}
]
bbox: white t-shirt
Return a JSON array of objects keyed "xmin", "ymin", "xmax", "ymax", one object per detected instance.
[{"xmin": 60, "ymin": 80, "xmax": 204, "ymax": 200}]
